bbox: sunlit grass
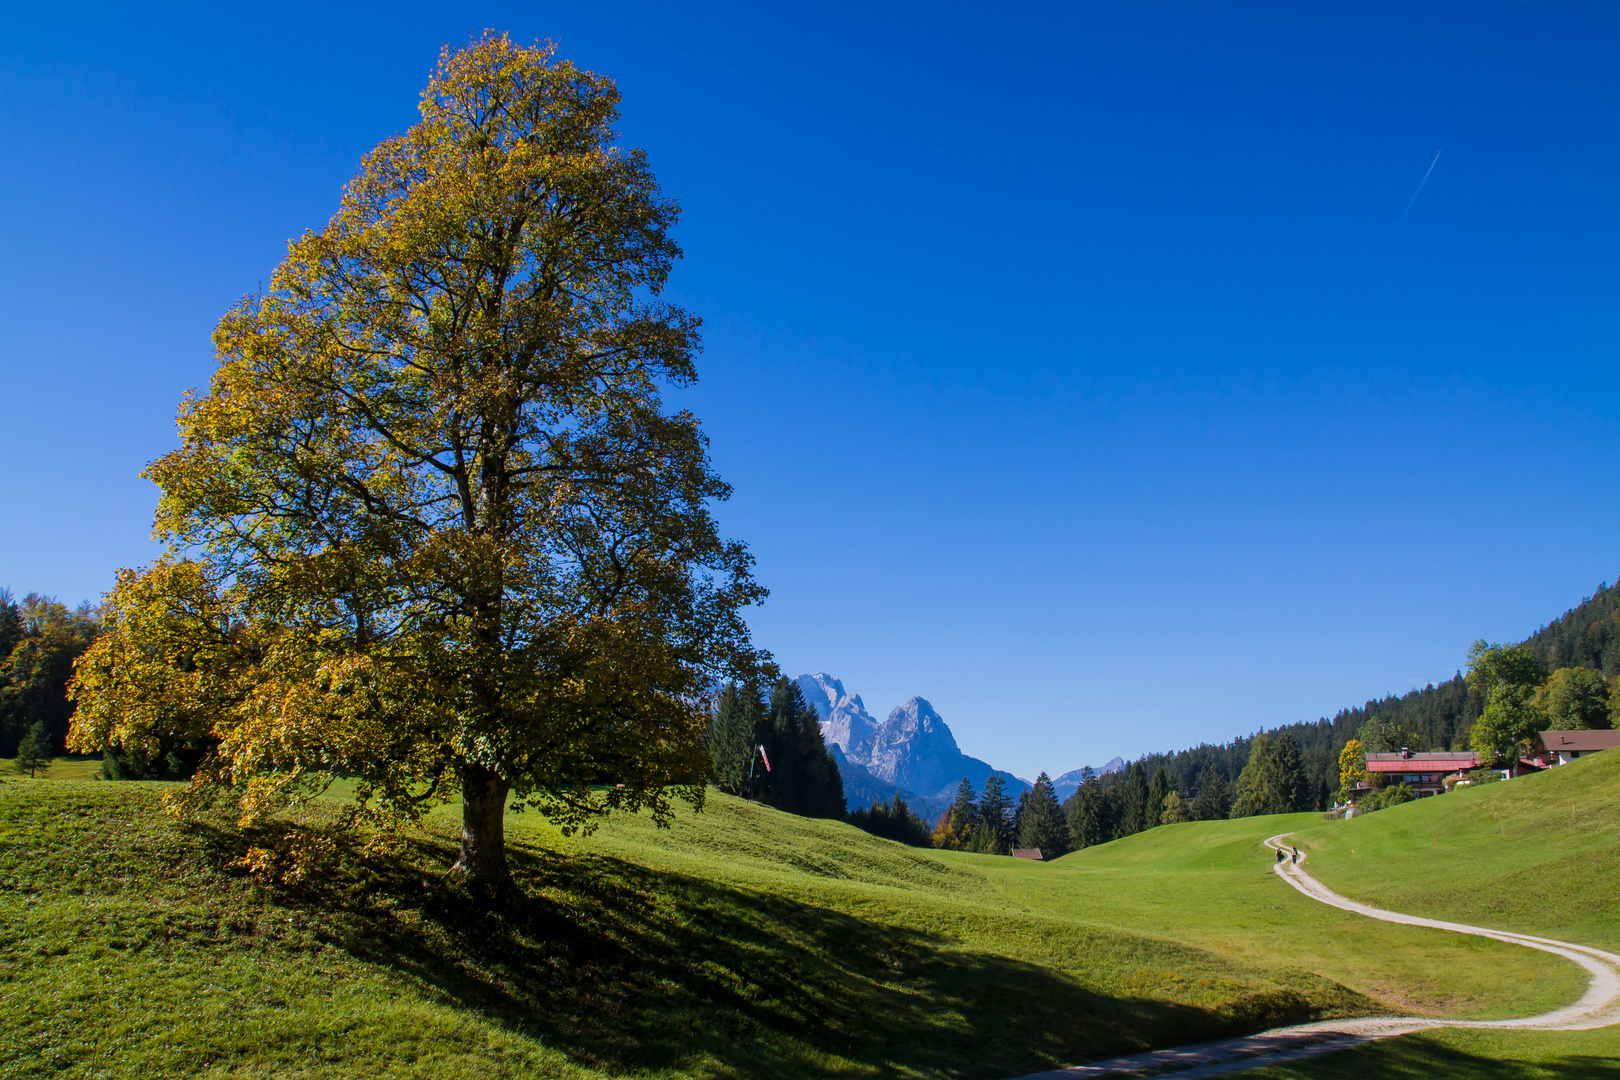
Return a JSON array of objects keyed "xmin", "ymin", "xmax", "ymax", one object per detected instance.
[
  {"xmin": 3, "ymin": 750, "xmax": 1614, "ymax": 1079},
  {"xmin": 1293, "ymin": 749, "xmax": 1620, "ymax": 951}
]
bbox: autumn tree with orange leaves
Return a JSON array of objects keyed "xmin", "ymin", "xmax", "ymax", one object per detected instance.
[{"xmin": 71, "ymin": 34, "xmax": 764, "ymax": 888}]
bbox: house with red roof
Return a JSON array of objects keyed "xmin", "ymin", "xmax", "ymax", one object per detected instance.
[{"xmin": 1360, "ymin": 749, "xmax": 1479, "ymax": 799}]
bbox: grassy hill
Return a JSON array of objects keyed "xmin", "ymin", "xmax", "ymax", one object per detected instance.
[
  {"xmin": 1294, "ymin": 749, "xmax": 1620, "ymax": 951},
  {"xmin": 1222, "ymin": 749, "xmax": 1620, "ymax": 1078},
  {"xmin": 977, "ymin": 815, "xmax": 1580, "ymax": 1021},
  {"xmin": 2, "ymin": 763, "xmax": 1615, "ymax": 1079},
  {"xmin": 1, "ymin": 777, "xmax": 1367, "ymax": 1079}
]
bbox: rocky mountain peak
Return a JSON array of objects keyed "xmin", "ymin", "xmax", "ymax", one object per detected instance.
[{"xmin": 796, "ymin": 672, "xmax": 878, "ymax": 764}]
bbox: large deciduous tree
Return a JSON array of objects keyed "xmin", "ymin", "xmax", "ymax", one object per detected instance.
[
  {"xmin": 1466, "ymin": 641, "xmax": 1547, "ymax": 767},
  {"xmin": 1537, "ymin": 667, "xmax": 1611, "ymax": 731},
  {"xmin": 69, "ymin": 35, "xmax": 764, "ymax": 888}
]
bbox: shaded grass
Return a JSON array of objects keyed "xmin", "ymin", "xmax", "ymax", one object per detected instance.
[
  {"xmin": 1292, "ymin": 749, "xmax": 1620, "ymax": 951},
  {"xmin": 1, "ymin": 781, "xmax": 1371, "ymax": 1080}
]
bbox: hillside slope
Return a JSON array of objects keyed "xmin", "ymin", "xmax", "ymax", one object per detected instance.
[
  {"xmin": 2, "ymin": 780, "xmax": 1368, "ymax": 1080},
  {"xmin": 1292, "ymin": 748, "xmax": 1620, "ymax": 952},
  {"xmin": 936, "ymin": 814, "xmax": 1581, "ymax": 1023},
  {"xmin": 1217, "ymin": 752, "xmax": 1620, "ymax": 1078}
]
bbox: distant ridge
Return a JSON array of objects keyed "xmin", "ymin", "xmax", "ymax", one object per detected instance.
[{"xmin": 1051, "ymin": 758, "xmax": 1124, "ymax": 801}]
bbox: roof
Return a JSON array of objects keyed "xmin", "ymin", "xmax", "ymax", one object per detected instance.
[
  {"xmin": 1536, "ymin": 730, "xmax": 1620, "ymax": 754},
  {"xmin": 1364, "ymin": 751, "xmax": 1478, "ymax": 772},
  {"xmin": 1010, "ymin": 848, "xmax": 1044, "ymax": 860}
]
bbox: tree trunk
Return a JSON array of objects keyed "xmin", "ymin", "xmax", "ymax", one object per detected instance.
[{"xmin": 453, "ymin": 764, "xmax": 512, "ymax": 886}]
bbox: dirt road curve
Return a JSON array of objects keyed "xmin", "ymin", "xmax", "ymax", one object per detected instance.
[{"xmin": 1013, "ymin": 832, "xmax": 1620, "ymax": 1079}]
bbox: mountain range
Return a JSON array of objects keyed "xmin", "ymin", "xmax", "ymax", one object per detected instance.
[{"xmin": 796, "ymin": 673, "xmax": 1115, "ymax": 823}]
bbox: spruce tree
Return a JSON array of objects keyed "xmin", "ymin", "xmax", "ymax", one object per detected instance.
[
  {"xmin": 850, "ymin": 793, "xmax": 932, "ymax": 847},
  {"xmin": 1189, "ymin": 765, "xmax": 1229, "ymax": 821},
  {"xmin": 1147, "ymin": 767, "xmax": 1169, "ymax": 830},
  {"xmin": 1016, "ymin": 772, "xmax": 1070, "ymax": 857},
  {"xmin": 708, "ymin": 682, "xmax": 762, "ymax": 796},
  {"xmin": 1270, "ymin": 732, "xmax": 1308, "ymax": 812},
  {"xmin": 757, "ymin": 677, "xmax": 844, "ymax": 818},
  {"xmin": 977, "ymin": 773, "xmax": 1013, "ymax": 855},
  {"xmin": 934, "ymin": 777, "xmax": 979, "ymax": 849},
  {"xmin": 16, "ymin": 720, "xmax": 51, "ymax": 778},
  {"xmin": 1066, "ymin": 767, "xmax": 1112, "ymax": 849},
  {"xmin": 1159, "ymin": 790, "xmax": 1190, "ymax": 824},
  {"xmin": 1120, "ymin": 763, "xmax": 1149, "ymax": 836},
  {"xmin": 1230, "ymin": 732, "xmax": 1306, "ymax": 817}
]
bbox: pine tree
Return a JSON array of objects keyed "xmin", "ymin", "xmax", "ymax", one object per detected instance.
[
  {"xmin": 1159, "ymin": 790, "xmax": 1190, "ymax": 824},
  {"xmin": 16, "ymin": 720, "xmax": 51, "ymax": 778},
  {"xmin": 1230, "ymin": 732, "xmax": 1307, "ymax": 817},
  {"xmin": 1119, "ymin": 763, "xmax": 1149, "ymax": 836},
  {"xmin": 977, "ymin": 773, "xmax": 1013, "ymax": 855},
  {"xmin": 1147, "ymin": 767, "xmax": 1169, "ymax": 830},
  {"xmin": 1016, "ymin": 772, "xmax": 1070, "ymax": 857},
  {"xmin": 757, "ymin": 677, "xmax": 845, "ymax": 818},
  {"xmin": 708, "ymin": 682, "xmax": 763, "ymax": 796},
  {"xmin": 1188, "ymin": 765, "xmax": 1229, "ymax": 821},
  {"xmin": 933, "ymin": 777, "xmax": 979, "ymax": 849}
]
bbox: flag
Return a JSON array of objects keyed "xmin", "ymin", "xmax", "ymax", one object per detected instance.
[{"xmin": 757, "ymin": 744, "xmax": 772, "ymax": 773}]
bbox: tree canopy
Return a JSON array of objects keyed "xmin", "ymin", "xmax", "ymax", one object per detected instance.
[
  {"xmin": 1229, "ymin": 732, "xmax": 1308, "ymax": 818},
  {"xmin": 1014, "ymin": 772, "xmax": 1070, "ymax": 858},
  {"xmin": 0, "ymin": 591, "xmax": 101, "ymax": 760},
  {"xmin": 1467, "ymin": 641, "xmax": 1548, "ymax": 767},
  {"xmin": 69, "ymin": 35, "xmax": 763, "ymax": 887},
  {"xmin": 1537, "ymin": 666, "xmax": 1612, "ymax": 731},
  {"xmin": 931, "ymin": 777, "xmax": 980, "ymax": 850}
]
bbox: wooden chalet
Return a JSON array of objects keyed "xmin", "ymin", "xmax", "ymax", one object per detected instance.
[
  {"xmin": 1361, "ymin": 749, "xmax": 1479, "ymax": 799},
  {"xmin": 1528, "ymin": 730, "xmax": 1620, "ymax": 768}
]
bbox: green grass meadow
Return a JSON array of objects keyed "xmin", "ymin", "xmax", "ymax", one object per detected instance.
[
  {"xmin": 2, "ymin": 753, "xmax": 1618, "ymax": 1078},
  {"xmin": 1293, "ymin": 748, "xmax": 1620, "ymax": 950},
  {"xmin": 1227, "ymin": 749, "xmax": 1620, "ymax": 1078}
]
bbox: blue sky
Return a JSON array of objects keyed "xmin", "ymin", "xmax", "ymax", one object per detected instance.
[{"xmin": 2, "ymin": 3, "xmax": 1617, "ymax": 779}]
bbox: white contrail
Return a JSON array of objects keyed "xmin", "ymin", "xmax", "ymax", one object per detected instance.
[{"xmin": 1399, "ymin": 151, "xmax": 1442, "ymax": 224}]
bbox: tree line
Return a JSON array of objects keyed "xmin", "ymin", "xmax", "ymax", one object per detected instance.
[
  {"xmin": 707, "ymin": 679, "xmax": 846, "ymax": 819},
  {"xmin": 0, "ymin": 591, "xmax": 101, "ymax": 766},
  {"xmin": 1076, "ymin": 579, "xmax": 1620, "ymax": 846},
  {"xmin": 930, "ymin": 772, "xmax": 1070, "ymax": 857}
]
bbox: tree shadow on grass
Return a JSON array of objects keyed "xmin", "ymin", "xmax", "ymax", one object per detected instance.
[{"xmin": 197, "ymin": 821, "xmax": 1343, "ymax": 1080}]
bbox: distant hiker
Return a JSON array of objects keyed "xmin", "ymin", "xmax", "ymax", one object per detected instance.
[
  {"xmin": 1291, "ymin": 846, "xmax": 1300, "ymax": 864},
  {"xmin": 1275, "ymin": 848, "xmax": 1285, "ymax": 864}
]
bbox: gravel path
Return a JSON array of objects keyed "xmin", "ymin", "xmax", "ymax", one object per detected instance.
[{"xmin": 1013, "ymin": 831, "xmax": 1620, "ymax": 1079}]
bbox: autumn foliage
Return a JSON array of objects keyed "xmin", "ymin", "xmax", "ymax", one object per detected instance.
[{"xmin": 70, "ymin": 34, "xmax": 763, "ymax": 884}]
